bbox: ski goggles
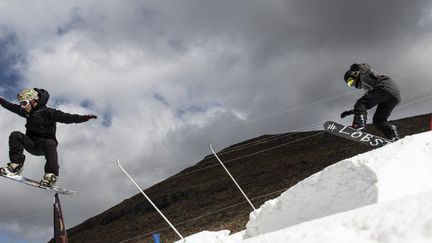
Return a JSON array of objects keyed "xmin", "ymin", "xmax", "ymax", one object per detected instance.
[
  {"xmin": 346, "ymin": 77, "xmax": 356, "ymax": 87},
  {"xmin": 19, "ymin": 100, "xmax": 31, "ymax": 107}
]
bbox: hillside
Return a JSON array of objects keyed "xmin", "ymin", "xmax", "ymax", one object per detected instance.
[{"xmin": 62, "ymin": 114, "xmax": 431, "ymax": 243}]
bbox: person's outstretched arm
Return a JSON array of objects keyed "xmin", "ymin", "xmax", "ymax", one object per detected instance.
[
  {"xmin": 0, "ymin": 96, "xmax": 26, "ymax": 117},
  {"xmin": 49, "ymin": 108, "xmax": 97, "ymax": 124}
]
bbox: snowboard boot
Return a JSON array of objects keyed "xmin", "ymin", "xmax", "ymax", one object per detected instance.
[
  {"xmin": 0, "ymin": 163, "xmax": 24, "ymax": 176},
  {"xmin": 378, "ymin": 123, "xmax": 401, "ymax": 141},
  {"xmin": 40, "ymin": 173, "xmax": 57, "ymax": 188},
  {"xmin": 352, "ymin": 112, "xmax": 367, "ymax": 131}
]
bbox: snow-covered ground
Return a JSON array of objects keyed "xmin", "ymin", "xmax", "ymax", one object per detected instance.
[{"xmin": 176, "ymin": 131, "xmax": 432, "ymax": 243}]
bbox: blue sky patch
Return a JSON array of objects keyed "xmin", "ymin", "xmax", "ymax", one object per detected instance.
[
  {"xmin": 57, "ymin": 7, "xmax": 83, "ymax": 36},
  {"xmin": 79, "ymin": 99, "xmax": 92, "ymax": 108},
  {"xmin": 176, "ymin": 104, "xmax": 209, "ymax": 118},
  {"xmin": 152, "ymin": 93, "xmax": 169, "ymax": 106},
  {"xmin": 0, "ymin": 31, "xmax": 27, "ymax": 100},
  {"xmin": 0, "ymin": 231, "xmax": 28, "ymax": 243},
  {"xmin": 101, "ymin": 112, "xmax": 112, "ymax": 127}
]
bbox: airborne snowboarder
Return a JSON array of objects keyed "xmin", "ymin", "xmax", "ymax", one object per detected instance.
[
  {"xmin": 0, "ymin": 88, "xmax": 97, "ymax": 188},
  {"xmin": 341, "ymin": 63, "xmax": 401, "ymax": 141}
]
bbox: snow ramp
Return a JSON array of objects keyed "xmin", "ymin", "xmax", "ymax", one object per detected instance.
[{"xmin": 245, "ymin": 131, "xmax": 432, "ymax": 238}]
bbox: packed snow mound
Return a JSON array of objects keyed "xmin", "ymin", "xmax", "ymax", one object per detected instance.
[
  {"xmin": 242, "ymin": 191, "xmax": 432, "ymax": 243},
  {"xmin": 245, "ymin": 131, "xmax": 432, "ymax": 238},
  {"xmin": 178, "ymin": 192, "xmax": 432, "ymax": 243},
  {"xmin": 175, "ymin": 230, "xmax": 231, "ymax": 242},
  {"xmin": 175, "ymin": 230, "xmax": 244, "ymax": 243}
]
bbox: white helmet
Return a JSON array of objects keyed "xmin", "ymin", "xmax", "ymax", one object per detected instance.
[{"xmin": 17, "ymin": 88, "xmax": 39, "ymax": 102}]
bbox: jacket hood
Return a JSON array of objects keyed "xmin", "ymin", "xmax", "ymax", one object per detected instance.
[{"xmin": 34, "ymin": 88, "xmax": 49, "ymax": 108}]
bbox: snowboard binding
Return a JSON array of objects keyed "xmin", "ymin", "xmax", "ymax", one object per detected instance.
[
  {"xmin": 40, "ymin": 173, "xmax": 57, "ymax": 188},
  {"xmin": 0, "ymin": 163, "xmax": 24, "ymax": 176}
]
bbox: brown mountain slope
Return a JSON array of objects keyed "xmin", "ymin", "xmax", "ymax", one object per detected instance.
[{"xmin": 61, "ymin": 114, "xmax": 431, "ymax": 243}]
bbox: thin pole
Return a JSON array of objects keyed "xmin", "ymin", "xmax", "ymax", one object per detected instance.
[
  {"xmin": 430, "ymin": 113, "xmax": 432, "ymax": 131},
  {"xmin": 117, "ymin": 160, "xmax": 185, "ymax": 241},
  {"xmin": 209, "ymin": 144, "xmax": 257, "ymax": 211}
]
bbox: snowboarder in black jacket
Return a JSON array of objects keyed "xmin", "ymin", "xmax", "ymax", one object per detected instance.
[
  {"xmin": 342, "ymin": 63, "xmax": 401, "ymax": 140},
  {"xmin": 0, "ymin": 88, "xmax": 97, "ymax": 187}
]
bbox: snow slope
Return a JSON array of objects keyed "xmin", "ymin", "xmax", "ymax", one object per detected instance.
[
  {"xmin": 242, "ymin": 191, "xmax": 432, "ymax": 243},
  {"xmin": 176, "ymin": 131, "xmax": 432, "ymax": 243}
]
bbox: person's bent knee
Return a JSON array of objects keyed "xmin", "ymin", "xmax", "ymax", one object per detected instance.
[
  {"xmin": 9, "ymin": 131, "xmax": 25, "ymax": 141},
  {"xmin": 42, "ymin": 139, "xmax": 57, "ymax": 148}
]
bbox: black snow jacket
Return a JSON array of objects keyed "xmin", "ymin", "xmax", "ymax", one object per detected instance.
[
  {"xmin": 0, "ymin": 88, "xmax": 90, "ymax": 140},
  {"xmin": 353, "ymin": 63, "xmax": 401, "ymax": 102}
]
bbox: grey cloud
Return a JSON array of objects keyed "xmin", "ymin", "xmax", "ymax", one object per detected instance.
[
  {"xmin": 57, "ymin": 7, "xmax": 85, "ymax": 36},
  {"xmin": 0, "ymin": 0, "xmax": 432, "ymax": 242}
]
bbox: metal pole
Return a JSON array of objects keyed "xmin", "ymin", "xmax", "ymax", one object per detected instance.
[
  {"xmin": 117, "ymin": 160, "xmax": 185, "ymax": 241},
  {"xmin": 209, "ymin": 144, "xmax": 257, "ymax": 211}
]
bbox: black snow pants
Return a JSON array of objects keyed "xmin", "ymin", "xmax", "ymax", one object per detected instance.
[
  {"xmin": 354, "ymin": 88, "xmax": 399, "ymax": 134},
  {"xmin": 9, "ymin": 131, "xmax": 59, "ymax": 176}
]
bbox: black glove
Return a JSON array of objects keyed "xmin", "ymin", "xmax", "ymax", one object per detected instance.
[
  {"xmin": 340, "ymin": 110, "xmax": 354, "ymax": 118},
  {"xmin": 83, "ymin": 114, "xmax": 97, "ymax": 121}
]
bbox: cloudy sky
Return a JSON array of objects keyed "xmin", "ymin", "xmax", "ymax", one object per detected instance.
[{"xmin": 0, "ymin": 0, "xmax": 431, "ymax": 242}]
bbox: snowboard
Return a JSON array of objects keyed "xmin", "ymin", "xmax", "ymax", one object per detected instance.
[
  {"xmin": 323, "ymin": 121, "xmax": 393, "ymax": 148},
  {"xmin": 0, "ymin": 170, "xmax": 78, "ymax": 195}
]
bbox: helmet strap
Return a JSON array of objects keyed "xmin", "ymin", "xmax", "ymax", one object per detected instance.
[
  {"xmin": 30, "ymin": 99, "xmax": 36, "ymax": 109},
  {"xmin": 354, "ymin": 79, "xmax": 361, "ymax": 89}
]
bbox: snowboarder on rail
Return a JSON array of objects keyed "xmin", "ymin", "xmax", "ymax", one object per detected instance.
[
  {"xmin": 341, "ymin": 63, "xmax": 401, "ymax": 141},
  {"xmin": 0, "ymin": 88, "xmax": 97, "ymax": 188}
]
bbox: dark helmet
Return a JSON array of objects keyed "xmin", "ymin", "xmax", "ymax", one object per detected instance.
[
  {"xmin": 344, "ymin": 69, "xmax": 360, "ymax": 82},
  {"xmin": 343, "ymin": 63, "xmax": 372, "ymax": 89},
  {"xmin": 351, "ymin": 63, "xmax": 372, "ymax": 73}
]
